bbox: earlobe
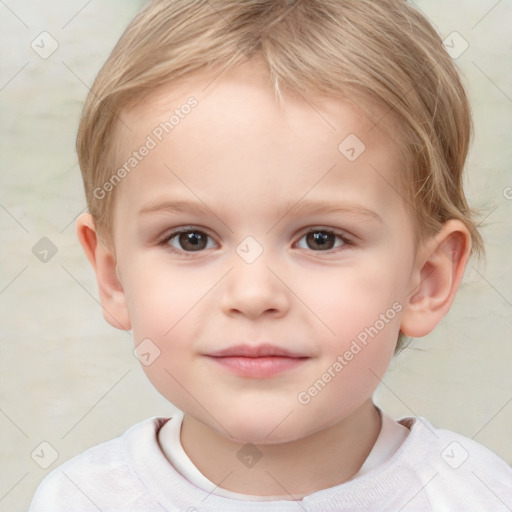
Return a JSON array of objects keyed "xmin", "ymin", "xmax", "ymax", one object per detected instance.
[
  {"xmin": 400, "ymin": 220, "xmax": 471, "ymax": 338},
  {"xmin": 76, "ymin": 213, "xmax": 131, "ymax": 331}
]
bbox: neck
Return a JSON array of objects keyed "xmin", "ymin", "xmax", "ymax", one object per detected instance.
[{"xmin": 179, "ymin": 399, "xmax": 382, "ymax": 499}]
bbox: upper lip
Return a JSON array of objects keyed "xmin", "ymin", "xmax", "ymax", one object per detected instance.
[{"xmin": 207, "ymin": 343, "xmax": 308, "ymax": 358}]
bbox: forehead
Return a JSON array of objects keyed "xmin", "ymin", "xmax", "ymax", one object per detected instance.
[{"xmin": 110, "ymin": 61, "xmax": 408, "ymax": 226}]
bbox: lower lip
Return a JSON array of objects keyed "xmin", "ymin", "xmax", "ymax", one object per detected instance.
[{"xmin": 206, "ymin": 356, "xmax": 308, "ymax": 378}]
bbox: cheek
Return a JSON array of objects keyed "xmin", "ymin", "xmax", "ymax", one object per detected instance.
[
  {"xmin": 121, "ymin": 257, "xmax": 206, "ymax": 338},
  {"xmin": 302, "ymin": 259, "xmax": 405, "ymax": 344},
  {"xmin": 122, "ymin": 263, "xmax": 208, "ymax": 412}
]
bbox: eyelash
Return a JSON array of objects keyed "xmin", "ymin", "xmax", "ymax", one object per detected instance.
[{"xmin": 158, "ymin": 226, "xmax": 353, "ymax": 257}]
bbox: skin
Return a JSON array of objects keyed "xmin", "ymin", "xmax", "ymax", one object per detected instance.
[{"xmin": 77, "ymin": 60, "xmax": 471, "ymax": 498}]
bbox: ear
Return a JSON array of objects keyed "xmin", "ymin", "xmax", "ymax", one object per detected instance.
[
  {"xmin": 76, "ymin": 213, "xmax": 131, "ymax": 331},
  {"xmin": 400, "ymin": 219, "xmax": 471, "ymax": 338}
]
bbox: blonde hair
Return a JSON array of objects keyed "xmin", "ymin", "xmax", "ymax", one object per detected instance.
[{"xmin": 76, "ymin": 0, "xmax": 484, "ymax": 354}]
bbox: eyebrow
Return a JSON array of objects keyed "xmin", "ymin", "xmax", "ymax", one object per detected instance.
[
  {"xmin": 139, "ymin": 198, "xmax": 382, "ymax": 223},
  {"xmin": 140, "ymin": 199, "xmax": 215, "ymax": 216},
  {"xmin": 279, "ymin": 199, "xmax": 382, "ymax": 223}
]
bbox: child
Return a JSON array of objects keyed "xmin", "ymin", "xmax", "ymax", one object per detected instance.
[{"xmin": 30, "ymin": 0, "xmax": 512, "ymax": 510}]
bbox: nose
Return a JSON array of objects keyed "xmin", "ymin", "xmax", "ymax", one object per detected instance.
[{"xmin": 221, "ymin": 252, "xmax": 290, "ymax": 320}]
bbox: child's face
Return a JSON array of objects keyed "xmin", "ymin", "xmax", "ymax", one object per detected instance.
[{"xmin": 109, "ymin": 62, "xmax": 419, "ymax": 443}]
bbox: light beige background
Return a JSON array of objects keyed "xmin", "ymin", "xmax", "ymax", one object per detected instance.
[{"xmin": 1, "ymin": 1, "xmax": 511, "ymax": 510}]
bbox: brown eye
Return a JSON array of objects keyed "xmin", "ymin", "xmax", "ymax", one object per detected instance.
[
  {"xmin": 167, "ymin": 230, "xmax": 212, "ymax": 252},
  {"xmin": 297, "ymin": 230, "xmax": 348, "ymax": 251}
]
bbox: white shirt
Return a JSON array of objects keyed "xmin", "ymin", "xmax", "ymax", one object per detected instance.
[{"xmin": 29, "ymin": 412, "xmax": 512, "ymax": 511}]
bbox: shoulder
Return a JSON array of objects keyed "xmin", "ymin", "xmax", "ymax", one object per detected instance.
[
  {"xmin": 397, "ymin": 416, "xmax": 512, "ymax": 510},
  {"xmin": 29, "ymin": 417, "xmax": 169, "ymax": 511}
]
